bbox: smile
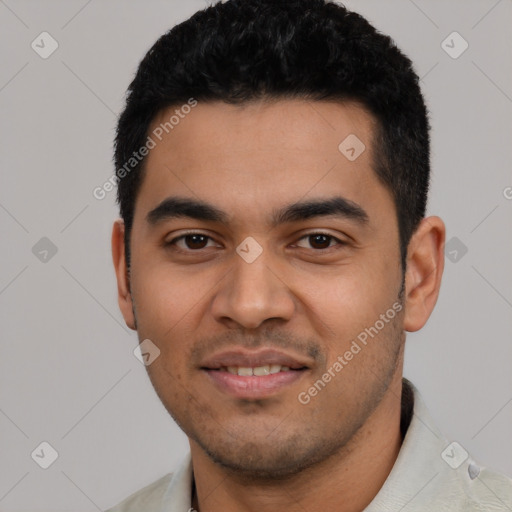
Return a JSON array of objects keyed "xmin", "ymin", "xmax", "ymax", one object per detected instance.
[
  {"xmin": 216, "ymin": 364, "xmax": 295, "ymax": 376},
  {"xmin": 203, "ymin": 366, "xmax": 308, "ymax": 399}
]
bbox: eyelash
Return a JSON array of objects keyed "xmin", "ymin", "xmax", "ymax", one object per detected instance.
[{"xmin": 165, "ymin": 231, "xmax": 346, "ymax": 253}]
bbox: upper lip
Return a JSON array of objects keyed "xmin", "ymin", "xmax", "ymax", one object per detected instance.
[{"xmin": 200, "ymin": 348, "xmax": 311, "ymax": 370}]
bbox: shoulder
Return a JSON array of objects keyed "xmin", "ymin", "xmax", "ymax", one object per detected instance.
[
  {"xmin": 374, "ymin": 380, "xmax": 512, "ymax": 511},
  {"xmin": 464, "ymin": 465, "xmax": 512, "ymax": 511},
  {"xmin": 105, "ymin": 473, "xmax": 174, "ymax": 512}
]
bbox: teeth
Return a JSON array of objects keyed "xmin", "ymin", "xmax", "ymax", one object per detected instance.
[
  {"xmin": 222, "ymin": 364, "xmax": 293, "ymax": 376},
  {"xmin": 253, "ymin": 365, "xmax": 270, "ymax": 376},
  {"xmin": 269, "ymin": 364, "xmax": 282, "ymax": 374}
]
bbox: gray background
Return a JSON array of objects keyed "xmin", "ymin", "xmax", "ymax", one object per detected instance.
[{"xmin": 1, "ymin": 0, "xmax": 511, "ymax": 510}]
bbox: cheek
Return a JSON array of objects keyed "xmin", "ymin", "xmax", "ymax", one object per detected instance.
[
  {"xmin": 134, "ymin": 272, "xmax": 195, "ymax": 389},
  {"xmin": 130, "ymin": 265, "xmax": 206, "ymax": 339},
  {"xmin": 319, "ymin": 260, "xmax": 398, "ymax": 312},
  {"xmin": 301, "ymin": 257, "xmax": 401, "ymax": 355}
]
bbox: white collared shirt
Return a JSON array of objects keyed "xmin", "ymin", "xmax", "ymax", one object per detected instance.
[{"xmin": 106, "ymin": 380, "xmax": 512, "ymax": 511}]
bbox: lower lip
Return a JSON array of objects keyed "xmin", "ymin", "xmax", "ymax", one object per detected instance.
[{"xmin": 203, "ymin": 369, "xmax": 307, "ymax": 399}]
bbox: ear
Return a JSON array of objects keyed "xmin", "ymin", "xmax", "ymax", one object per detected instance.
[
  {"xmin": 403, "ymin": 216, "xmax": 445, "ymax": 332},
  {"xmin": 112, "ymin": 219, "xmax": 136, "ymax": 330}
]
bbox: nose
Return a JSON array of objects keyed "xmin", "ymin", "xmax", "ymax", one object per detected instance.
[{"xmin": 210, "ymin": 244, "xmax": 296, "ymax": 330}]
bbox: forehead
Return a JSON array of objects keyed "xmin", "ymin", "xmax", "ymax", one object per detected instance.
[
  {"xmin": 149, "ymin": 98, "xmax": 376, "ymax": 163},
  {"xmin": 134, "ymin": 99, "xmax": 393, "ymax": 229}
]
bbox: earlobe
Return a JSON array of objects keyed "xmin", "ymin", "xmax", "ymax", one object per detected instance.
[
  {"xmin": 111, "ymin": 219, "xmax": 137, "ymax": 330},
  {"xmin": 403, "ymin": 216, "xmax": 445, "ymax": 332}
]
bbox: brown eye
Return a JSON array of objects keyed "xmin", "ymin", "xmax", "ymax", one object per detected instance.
[
  {"xmin": 182, "ymin": 234, "xmax": 209, "ymax": 250},
  {"xmin": 166, "ymin": 233, "xmax": 218, "ymax": 251},
  {"xmin": 296, "ymin": 233, "xmax": 342, "ymax": 250},
  {"xmin": 308, "ymin": 234, "xmax": 332, "ymax": 249}
]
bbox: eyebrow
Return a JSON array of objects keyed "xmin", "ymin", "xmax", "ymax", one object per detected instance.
[{"xmin": 146, "ymin": 195, "xmax": 369, "ymax": 227}]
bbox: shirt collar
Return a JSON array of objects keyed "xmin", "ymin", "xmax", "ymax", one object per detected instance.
[
  {"xmin": 160, "ymin": 449, "xmax": 193, "ymax": 512},
  {"xmin": 364, "ymin": 378, "xmax": 450, "ymax": 511}
]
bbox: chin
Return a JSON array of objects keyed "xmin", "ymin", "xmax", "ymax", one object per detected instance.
[{"xmin": 193, "ymin": 429, "xmax": 343, "ymax": 481}]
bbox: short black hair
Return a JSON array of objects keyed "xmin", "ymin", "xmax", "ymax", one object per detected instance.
[{"xmin": 115, "ymin": 0, "xmax": 430, "ymax": 271}]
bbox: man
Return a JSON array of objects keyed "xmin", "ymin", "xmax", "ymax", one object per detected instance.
[{"xmin": 108, "ymin": 0, "xmax": 512, "ymax": 510}]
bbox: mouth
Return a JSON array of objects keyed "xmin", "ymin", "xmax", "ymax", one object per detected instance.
[
  {"xmin": 200, "ymin": 349, "xmax": 311, "ymax": 399},
  {"xmin": 209, "ymin": 364, "xmax": 305, "ymax": 375}
]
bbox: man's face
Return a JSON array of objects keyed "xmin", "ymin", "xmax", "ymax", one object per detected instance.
[{"xmin": 123, "ymin": 99, "xmax": 405, "ymax": 478}]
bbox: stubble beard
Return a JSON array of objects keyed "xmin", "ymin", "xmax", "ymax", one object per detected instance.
[{"xmin": 154, "ymin": 314, "xmax": 405, "ymax": 482}]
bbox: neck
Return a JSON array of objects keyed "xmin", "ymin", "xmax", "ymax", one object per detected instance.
[{"xmin": 189, "ymin": 375, "xmax": 405, "ymax": 512}]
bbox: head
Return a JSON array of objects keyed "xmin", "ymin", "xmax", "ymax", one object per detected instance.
[{"xmin": 112, "ymin": 0, "xmax": 445, "ymax": 479}]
